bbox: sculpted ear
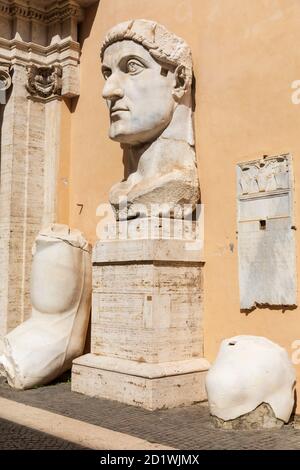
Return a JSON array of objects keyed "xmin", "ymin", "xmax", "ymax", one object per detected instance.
[{"xmin": 172, "ymin": 65, "xmax": 190, "ymax": 100}]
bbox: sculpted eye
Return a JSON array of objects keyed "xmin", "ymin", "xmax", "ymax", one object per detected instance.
[
  {"xmin": 126, "ymin": 59, "xmax": 145, "ymax": 74},
  {"xmin": 102, "ymin": 67, "xmax": 112, "ymax": 80}
]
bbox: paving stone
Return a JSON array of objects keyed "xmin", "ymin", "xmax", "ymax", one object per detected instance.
[
  {"xmin": 0, "ymin": 417, "xmax": 87, "ymax": 450},
  {"xmin": 0, "ymin": 376, "xmax": 300, "ymax": 450}
]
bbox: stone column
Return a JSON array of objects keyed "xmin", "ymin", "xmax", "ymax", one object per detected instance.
[
  {"xmin": 0, "ymin": 0, "xmax": 97, "ymax": 340},
  {"xmin": 0, "ymin": 63, "xmax": 33, "ymax": 334}
]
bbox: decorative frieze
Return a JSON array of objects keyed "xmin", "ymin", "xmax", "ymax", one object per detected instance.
[
  {"xmin": 26, "ymin": 64, "xmax": 63, "ymax": 99},
  {"xmin": 0, "ymin": 36, "xmax": 80, "ymax": 98},
  {"xmin": 0, "ymin": 1, "xmax": 84, "ymax": 26},
  {"xmin": 46, "ymin": 2, "xmax": 84, "ymax": 25},
  {"xmin": 0, "ymin": 0, "xmax": 97, "ymax": 44},
  {"xmin": 238, "ymin": 155, "xmax": 290, "ymax": 195}
]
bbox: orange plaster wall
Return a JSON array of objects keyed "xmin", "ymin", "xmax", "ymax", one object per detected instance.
[
  {"xmin": 57, "ymin": 98, "xmax": 71, "ymax": 225},
  {"xmin": 67, "ymin": 0, "xmax": 300, "ymax": 410}
]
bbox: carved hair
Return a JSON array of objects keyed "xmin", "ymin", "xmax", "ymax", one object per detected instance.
[{"xmin": 100, "ymin": 19, "xmax": 193, "ymax": 87}]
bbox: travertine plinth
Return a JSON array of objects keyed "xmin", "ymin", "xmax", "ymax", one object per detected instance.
[{"xmin": 72, "ymin": 238, "xmax": 209, "ymax": 410}]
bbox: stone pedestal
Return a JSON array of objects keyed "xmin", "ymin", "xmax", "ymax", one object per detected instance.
[{"xmin": 72, "ymin": 237, "xmax": 209, "ymax": 410}]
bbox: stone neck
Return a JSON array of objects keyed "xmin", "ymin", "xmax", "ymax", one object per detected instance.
[{"xmin": 121, "ymin": 99, "xmax": 194, "ymax": 178}]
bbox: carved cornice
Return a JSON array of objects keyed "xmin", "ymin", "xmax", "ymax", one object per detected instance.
[
  {"xmin": 0, "ymin": 1, "xmax": 84, "ymax": 24},
  {"xmin": 0, "ymin": 36, "xmax": 80, "ymax": 63},
  {"xmin": 0, "ymin": 0, "xmax": 96, "ymax": 97},
  {"xmin": 26, "ymin": 64, "xmax": 62, "ymax": 99},
  {"xmin": 46, "ymin": 2, "xmax": 84, "ymax": 24},
  {"xmin": 0, "ymin": 37, "xmax": 80, "ymax": 97}
]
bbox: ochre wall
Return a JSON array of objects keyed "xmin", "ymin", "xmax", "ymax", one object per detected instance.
[
  {"xmin": 57, "ymin": 99, "xmax": 71, "ymax": 225},
  {"xmin": 64, "ymin": 0, "xmax": 300, "ymax": 410}
]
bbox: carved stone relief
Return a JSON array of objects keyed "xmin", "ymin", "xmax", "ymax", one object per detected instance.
[
  {"xmin": 0, "ymin": 1, "xmax": 83, "ymax": 24},
  {"xmin": 0, "ymin": 62, "xmax": 11, "ymax": 104},
  {"xmin": 237, "ymin": 154, "xmax": 297, "ymax": 309},
  {"xmin": 0, "ymin": 0, "xmax": 84, "ymax": 43},
  {"xmin": 26, "ymin": 65, "xmax": 63, "ymax": 99},
  {"xmin": 239, "ymin": 156, "xmax": 290, "ymax": 195},
  {"xmin": 0, "ymin": 62, "xmax": 11, "ymax": 92}
]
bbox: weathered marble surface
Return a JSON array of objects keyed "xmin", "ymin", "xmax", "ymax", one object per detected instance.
[
  {"xmin": 0, "ymin": 224, "xmax": 92, "ymax": 389},
  {"xmin": 100, "ymin": 19, "xmax": 200, "ymax": 220},
  {"xmin": 237, "ymin": 154, "xmax": 297, "ymax": 309},
  {"xmin": 72, "ymin": 238, "xmax": 209, "ymax": 410},
  {"xmin": 206, "ymin": 336, "xmax": 296, "ymax": 427}
]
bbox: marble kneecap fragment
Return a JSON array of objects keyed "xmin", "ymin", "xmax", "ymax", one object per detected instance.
[
  {"xmin": 206, "ymin": 335, "xmax": 296, "ymax": 424},
  {"xmin": 0, "ymin": 224, "xmax": 92, "ymax": 389}
]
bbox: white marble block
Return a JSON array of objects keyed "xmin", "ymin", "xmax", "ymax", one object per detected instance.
[{"xmin": 72, "ymin": 238, "xmax": 209, "ymax": 410}]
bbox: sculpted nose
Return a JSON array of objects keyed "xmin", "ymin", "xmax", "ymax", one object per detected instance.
[{"xmin": 102, "ymin": 74, "xmax": 124, "ymax": 100}]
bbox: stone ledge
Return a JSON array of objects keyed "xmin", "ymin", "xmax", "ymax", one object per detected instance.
[
  {"xmin": 73, "ymin": 354, "xmax": 210, "ymax": 379},
  {"xmin": 93, "ymin": 239, "xmax": 205, "ymax": 264}
]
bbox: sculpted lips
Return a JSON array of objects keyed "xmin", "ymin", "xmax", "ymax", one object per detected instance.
[{"xmin": 110, "ymin": 106, "xmax": 129, "ymax": 116}]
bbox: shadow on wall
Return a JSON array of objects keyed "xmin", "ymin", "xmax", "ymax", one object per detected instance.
[
  {"xmin": 68, "ymin": 1, "xmax": 99, "ymax": 116},
  {"xmin": 0, "ymin": 81, "xmax": 13, "ymax": 177},
  {"xmin": 292, "ymin": 386, "xmax": 297, "ymax": 421},
  {"xmin": 241, "ymin": 303, "xmax": 297, "ymax": 316},
  {"xmin": 78, "ymin": 2, "xmax": 99, "ymax": 51}
]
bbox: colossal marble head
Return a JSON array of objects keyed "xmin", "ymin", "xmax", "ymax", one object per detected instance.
[
  {"xmin": 100, "ymin": 20, "xmax": 199, "ymax": 220},
  {"xmin": 100, "ymin": 19, "xmax": 193, "ymax": 146}
]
